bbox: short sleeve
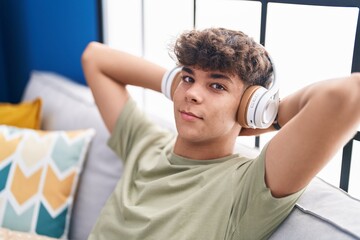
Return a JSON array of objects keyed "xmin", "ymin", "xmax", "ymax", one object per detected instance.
[
  {"xmin": 107, "ymin": 98, "xmax": 159, "ymax": 162},
  {"xmin": 230, "ymin": 143, "xmax": 305, "ymax": 240}
]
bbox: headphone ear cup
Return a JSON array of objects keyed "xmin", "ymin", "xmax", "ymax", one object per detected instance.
[
  {"xmin": 254, "ymin": 88, "xmax": 279, "ymax": 128},
  {"xmin": 237, "ymin": 85, "xmax": 262, "ymax": 128}
]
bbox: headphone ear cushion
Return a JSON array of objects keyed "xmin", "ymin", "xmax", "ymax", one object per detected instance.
[{"xmin": 237, "ymin": 85, "xmax": 262, "ymax": 128}]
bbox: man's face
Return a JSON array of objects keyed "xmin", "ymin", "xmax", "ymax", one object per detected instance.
[{"xmin": 173, "ymin": 66, "xmax": 245, "ymax": 144}]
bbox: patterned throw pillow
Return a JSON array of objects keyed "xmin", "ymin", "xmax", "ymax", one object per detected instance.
[
  {"xmin": 0, "ymin": 227, "xmax": 56, "ymax": 239},
  {"xmin": 0, "ymin": 98, "xmax": 42, "ymax": 129},
  {"xmin": 0, "ymin": 125, "xmax": 95, "ymax": 239}
]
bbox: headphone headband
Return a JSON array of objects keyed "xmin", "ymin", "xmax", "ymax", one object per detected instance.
[{"xmin": 264, "ymin": 54, "xmax": 279, "ymax": 98}]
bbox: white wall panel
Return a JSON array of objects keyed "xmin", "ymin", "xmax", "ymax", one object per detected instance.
[
  {"xmin": 103, "ymin": 0, "xmax": 144, "ymax": 108},
  {"xmin": 196, "ymin": 0, "xmax": 262, "ymax": 41}
]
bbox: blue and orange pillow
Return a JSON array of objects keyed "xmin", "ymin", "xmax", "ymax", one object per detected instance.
[{"xmin": 0, "ymin": 125, "xmax": 95, "ymax": 238}]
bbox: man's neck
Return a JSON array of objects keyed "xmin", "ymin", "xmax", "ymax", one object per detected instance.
[{"xmin": 173, "ymin": 136, "xmax": 237, "ymax": 160}]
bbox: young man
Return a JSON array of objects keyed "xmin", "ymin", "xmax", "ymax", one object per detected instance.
[{"xmin": 82, "ymin": 28, "xmax": 360, "ymax": 239}]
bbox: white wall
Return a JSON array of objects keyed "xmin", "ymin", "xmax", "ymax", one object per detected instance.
[{"xmin": 103, "ymin": 0, "xmax": 360, "ymax": 199}]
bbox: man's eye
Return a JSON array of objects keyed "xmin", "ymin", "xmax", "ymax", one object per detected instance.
[
  {"xmin": 182, "ymin": 76, "xmax": 194, "ymax": 83},
  {"xmin": 211, "ymin": 83, "xmax": 225, "ymax": 90}
]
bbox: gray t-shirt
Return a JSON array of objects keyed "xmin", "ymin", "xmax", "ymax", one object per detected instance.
[{"xmin": 89, "ymin": 98, "xmax": 303, "ymax": 240}]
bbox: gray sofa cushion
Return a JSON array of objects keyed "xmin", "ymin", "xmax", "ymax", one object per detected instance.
[
  {"xmin": 22, "ymin": 71, "xmax": 123, "ymax": 240},
  {"xmin": 270, "ymin": 177, "xmax": 360, "ymax": 239}
]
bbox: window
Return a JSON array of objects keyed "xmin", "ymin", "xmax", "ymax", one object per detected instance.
[
  {"xmin": 103, "ymin": 0, "xmax": 360, "ymax": 198},
  {"xmin": 265, "ymin": 3, "xmax": 359, "ymax": 191}
]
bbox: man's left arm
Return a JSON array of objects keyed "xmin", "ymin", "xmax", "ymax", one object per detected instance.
[{"xmin": 263, "ymin": 73, "xmax": 360, "ymax": 198}]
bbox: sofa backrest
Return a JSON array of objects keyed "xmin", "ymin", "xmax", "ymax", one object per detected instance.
[{"xmin": 22, "ymin": 71, "xmax": 122, "ymax": 240}]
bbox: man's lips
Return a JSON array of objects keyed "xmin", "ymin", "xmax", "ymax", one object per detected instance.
[{"xmin": 179, "ymin": 110, "xmax": 203, "ymax": 121}]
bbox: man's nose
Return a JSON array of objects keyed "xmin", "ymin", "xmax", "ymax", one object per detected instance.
[{"xmin": 185, "ymin": 84, "xmax": 204, "ymax": 103}]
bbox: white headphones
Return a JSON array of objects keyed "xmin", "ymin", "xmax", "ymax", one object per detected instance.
[
  {"xmin": 161, "ymin": 55, "xmax": 279, "ymax": 129},
  {"xmin": 161, "ymin": 66, "xmax": 182, "ymax": 100},
  {"xmin": 237, "ymin": 55, "xmax": 279, "ymax": 129}
]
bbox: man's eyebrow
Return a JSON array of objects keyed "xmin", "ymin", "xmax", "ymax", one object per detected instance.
[
  {"xmin": 182, "ymin": 66, "xmax": 193, "ymax": 75},
  {"xmin": 182, "ymin": 67, "xmax": 233, "ymax": 84},
  {"xmin": 210, "ymin": 73, "xmax": 234, "ymax": 84},
  {"xmin": 209, "ymin": 73, "xmax": 233, "ymax": 84}
]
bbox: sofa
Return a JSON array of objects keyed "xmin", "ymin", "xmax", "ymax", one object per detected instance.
[{"xmin": 1, "ymin": 70, "xmax": 360, "ymax": 239}]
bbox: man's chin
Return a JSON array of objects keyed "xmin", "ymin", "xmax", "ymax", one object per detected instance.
[{"xmin": 176, "ymin": 132, "xmax": 204, "ymax": 143}]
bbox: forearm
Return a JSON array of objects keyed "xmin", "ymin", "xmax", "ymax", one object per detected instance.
[
  {"xmin": 281, "ymin": 74, "xmax": 360, "ymax": 130},
  {"xmin": 240, "ymin": 74, "xmax": 360, "ymax": 136},
  {"xmin": 81, "ymin": 42, "xmax": 167, "ymax": 132},
  {"xmin": 82, "ymin": 42, "xmax": 166, "ymax": 92},
  {"xmin": 265, "ymin": 73, "xmax": 360, "ymax": 197}
]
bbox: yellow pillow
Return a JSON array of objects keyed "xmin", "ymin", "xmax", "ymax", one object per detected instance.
[{"xmin": 0, "ymin": 98, "xmax": 42, "ymax": 129}]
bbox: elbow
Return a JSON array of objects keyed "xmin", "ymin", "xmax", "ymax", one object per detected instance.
[
  {"xmin": 81, "ymin": 41, "xmax": 100, "ymax": 68},
  {"xmin": 349, "ymin": 72, "xmax": 360, "ymax": 115},
  {"xmin": 81, "ymin": 41, "xmax": 103, "ymax": 85},
  {"xmin": 350, "ymin": 72, "xmax": 360, "ymax": 90},
  {"xmin": 342, "ymin": 73, "xmax": 360, "ymax": 106}
]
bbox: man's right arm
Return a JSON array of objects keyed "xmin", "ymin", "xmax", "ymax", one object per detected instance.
[{"xmin": 81, "ymin": 42, "xmax": 167, "ymax": 133}]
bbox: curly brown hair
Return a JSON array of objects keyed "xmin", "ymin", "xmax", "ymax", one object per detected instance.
[{"xmin": 170, "ymin": 28, "xmax": 273, "ymax": 87}]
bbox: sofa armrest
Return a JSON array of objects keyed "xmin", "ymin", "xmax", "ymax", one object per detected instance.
[{"xmin": 270, "ymin": 177, "xmax": 360, "ymax": 239}]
